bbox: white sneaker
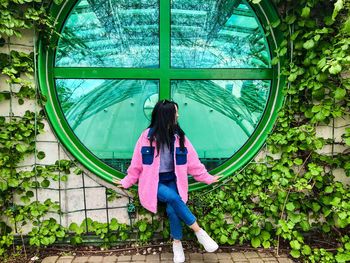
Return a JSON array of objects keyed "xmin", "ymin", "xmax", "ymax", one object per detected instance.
[
  {"xmin": 173, "ymin": 241, "xmax": 185, "ymax": 263},
  {"xmin": 195, "ymin": 228, "xmax": 219, "ymax": 252}
]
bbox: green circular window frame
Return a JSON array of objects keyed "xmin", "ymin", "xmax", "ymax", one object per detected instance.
[{"xmin": 38, "ymin": 0, "xmax": 285, "ymax": 191}]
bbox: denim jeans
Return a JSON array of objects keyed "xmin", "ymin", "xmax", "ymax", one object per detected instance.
[{"xmin": 157, "ymin": 172, "xmax": 196, "ymax": 240}]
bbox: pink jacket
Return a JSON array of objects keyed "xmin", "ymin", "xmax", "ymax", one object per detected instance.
[{"xmin": 121, "ymin": 128, "xmax": 214, "ymax": 213}]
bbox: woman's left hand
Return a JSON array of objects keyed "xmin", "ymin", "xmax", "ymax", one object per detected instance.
[{"xmin": 211, "ymin": 175, "xmax": 223, "ymax": 184}]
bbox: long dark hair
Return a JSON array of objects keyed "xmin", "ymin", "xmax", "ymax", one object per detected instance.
[{"xmin": 148, "ymin": 99, "xmax": 185, "ymax": 155}]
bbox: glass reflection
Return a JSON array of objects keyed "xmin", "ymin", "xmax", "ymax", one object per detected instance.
[
  {"xmin": 56, "ymin": 79, "xmax": 159, "ymax": 173},
  {"xmin": 171, "ymin": 0, "xmax": 270, "ymax": 68},
  {"xmin": 171, "ymin": 79, "xmax": 270, "ymax": 170},
  {"xmin": 55, "ymin": 0, "xmax": 159, "ymax": 68}
]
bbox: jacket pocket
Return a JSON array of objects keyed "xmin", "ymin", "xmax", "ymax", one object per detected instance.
[
  {"xmin": 175, "ymin": 147, "xmax": 188, "ymax": 165},
  {"xmin": 141, "ymin": 146, "xmax": 154, "ymax": 165}
]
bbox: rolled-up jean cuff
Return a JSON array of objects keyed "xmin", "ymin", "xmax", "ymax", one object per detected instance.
[
  {"xmin": 186, "ymin": 217, "xmax": 196, "ymax": 227},
  {"xmin": 171, "ymin": 233, "xmax": 182, "ymax": 240}
]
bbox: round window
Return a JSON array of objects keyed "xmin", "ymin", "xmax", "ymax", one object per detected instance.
[{"xmin": 39, "ymin": 0, "xmax": 284, "ymax": 190}]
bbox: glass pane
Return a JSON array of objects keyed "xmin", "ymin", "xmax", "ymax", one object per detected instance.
[
  {"xmin": 56, "ymin": 79, "xmax": 159, "ymax": 173},
  {"xmin": 171, "ymin": 0, "xmax": 270, "ymax": 68},
  {"xmin": 171, "ymin": 79, "xmax": 270, "ymax": 170},
  {"xmin": 55, "ymin": 0, "xmax": 159, "ymax": 68}
]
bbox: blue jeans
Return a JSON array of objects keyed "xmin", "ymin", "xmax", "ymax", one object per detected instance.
[{"xmin": 157, "ymin": 172, "xmax": 196, "ymax": 240}]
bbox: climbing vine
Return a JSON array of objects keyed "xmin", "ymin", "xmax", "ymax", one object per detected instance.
[{"xmin": 0, "ymin": 0, "xmax": 349, "ymax": 262}]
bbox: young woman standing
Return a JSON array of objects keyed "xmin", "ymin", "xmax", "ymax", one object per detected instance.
[{"xmin": 116, "ymin": 99, "xmax": 222, "ymax": 263}]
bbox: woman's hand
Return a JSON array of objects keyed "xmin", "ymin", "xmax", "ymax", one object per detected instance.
[
  {"xmin": 113, "ymin": 179, "xmax": 124, "ymax": 188},
  {"xmin": 211, "ymin": 175, "xmax": 223, "ymax": 184}
]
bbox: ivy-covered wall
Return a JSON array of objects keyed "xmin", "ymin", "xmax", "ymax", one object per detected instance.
[{"xmin": 0, "ymin": 0, "xmax": 349, "ymax": 262}]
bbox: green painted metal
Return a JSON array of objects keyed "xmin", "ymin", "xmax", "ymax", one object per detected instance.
[
  {"xmin": 38, "ymin": 0, "xmax": 285, "ymax": 191},
  {"xmin": 53, "ymin": 68, "xmax": 273, "ymax": 80}
]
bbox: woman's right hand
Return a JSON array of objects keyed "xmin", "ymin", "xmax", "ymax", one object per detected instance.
[{"xmin": 113, "ymin": 179, "xmax": 124, "ymax": 188}]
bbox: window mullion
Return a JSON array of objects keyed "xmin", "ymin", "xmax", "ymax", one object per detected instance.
[
  {"xmin": 169, "ymin": 68, "xmax": 273, "ymax": 80},
  {"xmin": 159, "ymin": 0, "xmax": 171, "ymax": 100}
]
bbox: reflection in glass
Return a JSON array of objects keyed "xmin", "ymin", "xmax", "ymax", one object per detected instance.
[
  {"xmin": 171, "ymin": 0, "xmax": 270, "ymax": 68},
  {"xmin": 56, "ymin": 79, "xmax": 159, "ymax": 173},
  {"xmin": 171, "ymin": 80, "xmax": 270, "ymax": 170},
  {"xmin": 144, "ymin": 93, "xmax": 159, "ymax": 120},
  {"xmin": 55, "ymin": 0, "xmax": 159, "ymax": 68}
]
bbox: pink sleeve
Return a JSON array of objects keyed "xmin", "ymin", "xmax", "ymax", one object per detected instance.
[
  {"xmin": 186, "ymin": 136, "xmax": 214, "ymax": 185},
  {"xmin": 121, "ymin": 133, "xmax": 144, "ymax": 188}
]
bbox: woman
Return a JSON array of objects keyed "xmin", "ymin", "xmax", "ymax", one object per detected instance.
[{"xmin": 116, "ymin": 99, "xmax": 222, "ymax": 263}]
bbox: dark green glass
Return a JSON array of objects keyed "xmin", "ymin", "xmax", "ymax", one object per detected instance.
[
  {"xmin": 171, "ymin": 0, "xmax": 270, "ymax": 68},
  {"xmin": 55, "ymin": 0, "xmax": 159, "ymax": 68},
  {"xmin": 171, "ymin": 79, "xmax": 271, "ymax": 170},
  {"xmin": 56, "ymin": 79, "xmax": 159, "ymax": 173}
]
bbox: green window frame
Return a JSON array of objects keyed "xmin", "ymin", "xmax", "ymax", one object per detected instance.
[{"xmin": 38, "ymin": 0, "xmax": 284, "ymax": 191}]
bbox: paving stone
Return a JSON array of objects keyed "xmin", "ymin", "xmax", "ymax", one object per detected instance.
[
  {"xmin": 117, "ymin": 255, "xmax": 132, "ymax": 262},
  {"xmin": 277, "ymin": 258, "xmax": 295, "ymax": 263},
  {"xmin": 131, "ymin": 254, "xmax": 146, "ymax": 261},
  {"xmin": 145, "ymin": 254, "xmax": 160, "ymax": 262},
  {"xmin": 231, "ymin": 252, "xmax": 247, "ymax": 260},
  {"xmin": 218, "ymin": 253, "xmax": 232, "ymax": 259},
  {"xmin": 258, "ymin": 253, "xmax": 274, "ymax": 258},
  {"xmin": 42, "ymin": 256, "xmax": 59, "ymax": 263},
  {"xmin": 102, "ymin": 256, "xmax": 118, "ymax": 263},
  {"xmin": 160, "ymin": 252, "xmax": 173, "ymax": 261},
  {"xmin": 248, "ymin": 259, "xmax": 264, "ymax": 263},
  {"xmin": 57, "ymin": 256, "xmax": 74, "ymax": 263},
  {"xmin": 262, "ymin": 258, "xmax": 278, "ymax": 262},
  {"xmin": 203, "ymin": 253, "xmax": 218, "ymax": 262},
  {"xmin": 244, "ymin": 252, "xmax": 259, "ymax": 258},
  {"xmin": 72, "ymin": 256, "xmax": 89, "ymax": 263},
  {"xmin": 189, "ymin": 253, "xmax": 203, "ymax": 260},
  {"xmin": 232, "ymin": 260, "xmax": 248, "ymax": 263},
  {"xmin": 87, "ymin": 256, "xmax": 103, "ymax": 262},
  {"xmin": 190, "ymin": 260, "xmax": 205, "ymax": 263},
  {"xmin": 219, "ymin": 259, "xmax": 234, "ymax": 263},
  {"xmin": 263, "ymin": 261, "xmax": 278, "ymax": 263}
]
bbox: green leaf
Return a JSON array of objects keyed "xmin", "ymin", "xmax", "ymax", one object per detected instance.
[
  {"xmin": 294, "ymin": 158, "xmax": 303, "ymax": 165},
  {"xmin": 220, "ymin": 235, "xmax": 228, "ymax": 243},
  {"xmin": 290, "ymin": 240, "xmax": 301, "ymax": 250},
  {"xmin": 335, "ymin": 253, "xmax": 350, "ymax": 263},
  {"xmin": 303, "ymin": 40, "xmax": 315, "ymax": 50},
  {"xmin": 271, "ymin": 19, "xmax": 280, "ymax": 28},
  {"xmin": 37, "ymin": 151, "xmax": 46, "ymax": 160},
  {"xmin": 286, "ymin": 202, "xmax": 295, "ymax": 211},
  {"xmin": 73, "ymin": 168, "xmax": 82, "ymax": 175},
  {"xmin": 138, "ymin": 222, "xmax": 147, "ymax": 232},
  {"xmin": 61, "ymin": 175, "xmax": 68, "ymax": 182},
  {"xmin": 322, "ymin": 224, "xmax": 330, "ymax": 232},
  {"xmin": 290, "ymin": 249, "xmax": 300, "ymax": 258},
  {"xmin": 302, "ymin": 245, "xmax": 311, "ymax": 255},
  {"xmin": 301, "ymin": 7, "xmax": 310, "ymax": 18},
  {"xmin": 332, "ymin": 0, "xmax": 344, "ymax": 20},
  {"xmin": 261, "ymin": 231, "xmax": 270, "ymax": 241},
  {"xmin": 329, "ymin": 63, "xmax": 342, "ymax": 74},
  {"xmin": 288, "ymin": 73, "xmax": 297, "ymax": 82},
  {"xmin": 262, "ymin": 240, "xmax": 270, "ymax": 248},
  {"xmin": 312, "ymin": 202, "xmax": 321, "ymax": 212},
  {"xmin": 8, "ymin": 178, "xmax": 19, "ymax": 187},
  {"xmin": 16, "ymin": 144, "xmax": 28, "ymax": 153},
  {"xmin": 41, "ymin": 179, "xmax": 50, "ymax": 188},
  {"xmin": 334, "ymin": 88, "xmax": 346, "ymax": 99},
  {"xmin": 325, "ymin": 186, "xmax": 333, "ymax": 193},
  {"xmin": 20, "ymin": 196, "xmax": 30, "ymax": 204},
  {"xmin": 251, "ymin": 237, "xmax": 261, "ymax": 248}
]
